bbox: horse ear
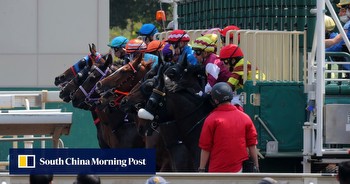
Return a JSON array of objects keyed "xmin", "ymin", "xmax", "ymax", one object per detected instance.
[
  {"xmin": 89, "ymin": 44, "xmax": 92, "ymax": 53},
  {"xmin": 92, "ymin": 43, "xmax": 96, "ymax": 52}
]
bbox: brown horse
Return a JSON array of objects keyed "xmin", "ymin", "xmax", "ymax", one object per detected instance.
[
  {"xmin": 72, "ymin": 51, "xmax": 152, "ymax": 149},
  {"xmin": 54, "ymin": 45, "xmax": 106, "ymax": 87}
]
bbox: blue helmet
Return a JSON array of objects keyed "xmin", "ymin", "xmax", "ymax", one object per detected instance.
[
  {"xmin": 108, "ymin": 36, "xmax": 129, "ymax": 48},
  {"xmin": 138, "ymin": 23, "xmax": 158, "ymax": 36}
]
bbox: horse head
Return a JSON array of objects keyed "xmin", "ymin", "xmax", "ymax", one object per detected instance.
[
  {"xmin": 95, "ymin": 52, "xmax": 146, "ymax": 93},
  {"xmin": 54, "ymin": 56, "xmax": 89, "ymax": 87},
  {"xmin": 71, "ymin": 53, "xmax": 112, "ymax": 110},
  {"xmin": 59, "ymin": 58, "xmax": 94, "ymax": 102}
]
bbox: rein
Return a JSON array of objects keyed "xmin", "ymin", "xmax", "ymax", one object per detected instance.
[
  {"xmin": 79, "ymin": 66, "xmax": 109, "ymax": 102},
  {"xmin": 111, "ymin": 89, "xmax": 129, "ymax": 107}
]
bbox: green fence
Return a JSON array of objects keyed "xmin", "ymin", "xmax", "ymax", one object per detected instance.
[{"xmin": 178, "ymin": 0, "xmax": 318, "ymax": 51}]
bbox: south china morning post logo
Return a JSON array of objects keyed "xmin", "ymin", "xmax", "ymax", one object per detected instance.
[
  {"xmin": 18, "ymin": 155, "xmax": 35, "ymax": 168},
  {"xmin": 10, "ymin": 148, "xmax": 156, "ymax": 174}
]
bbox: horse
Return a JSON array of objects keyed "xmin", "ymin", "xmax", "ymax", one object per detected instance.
[
  {"xmin": 54, "ymin": 45, "xmax": 105, "ymax": 87},
  {"xmin": 137, "ymin": 55, "xmax": 213, "ymax": 171},
  {"xmin": 59, "ymin": 58, "xmax": 93, "ymax": 102},
  {"xmin": 72, "ymin": 51, "xmax": 149, "ymax": 149},
  {"xmin": 120, "ymin": 57, "xmax": 206, "ymax": 171},
  {"xmin": 56, "ymin": 43, "xmax": 114, "ymax": 148}
]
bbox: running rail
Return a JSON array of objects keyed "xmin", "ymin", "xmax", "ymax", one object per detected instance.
[{"xmin": 0, "ymin": 173, "xmax": 338, "ymax": 184}]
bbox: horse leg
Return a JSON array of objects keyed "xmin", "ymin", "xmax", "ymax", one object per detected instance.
[
  {"xmin": 144, "ymin": 129, "xmax": 172, "ymax": 172},
  {"xmin": 159, "ymin": 123, "xmax": 195, "ymax": 171},
  {"xmin": 95, "ymin": 123, "xmax": 110, "ymax": 148},
  {"xmin": 167, "ymin": 143, "xmax": 194, "ymax": 171}
]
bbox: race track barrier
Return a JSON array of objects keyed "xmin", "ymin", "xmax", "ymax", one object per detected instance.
[
  {"xmin": 0, "ymin": 173, "xmax": 338, "ymax": 184},
  {"xmin": 0, "ymin": 90, "xmax": 72, "ymax": 169}
]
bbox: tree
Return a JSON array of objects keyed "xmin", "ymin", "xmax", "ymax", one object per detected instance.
[{"xmin": 110, "ymin": 0, "xmax": 171, "ymax": 30}]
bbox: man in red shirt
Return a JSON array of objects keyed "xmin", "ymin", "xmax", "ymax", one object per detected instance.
[{"xmin": 198, "ymin": 82, "xmax": 259, "ymax": 172}]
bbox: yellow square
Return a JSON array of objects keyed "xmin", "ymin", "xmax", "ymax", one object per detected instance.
[{"xmin": 19, "ymin": 155, "xmax": 27, "ymax": 167}]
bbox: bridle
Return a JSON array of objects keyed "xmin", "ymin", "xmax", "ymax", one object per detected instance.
[{"xmin": 78, "ymin": 65, "xmax": 110, "ymax": 103}]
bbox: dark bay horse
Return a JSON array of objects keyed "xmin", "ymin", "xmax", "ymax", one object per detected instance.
[
  {"xmin": 137, "ymin": 56, "xmax": 213, "ymax": 171},
  {"xmin": 54, "ymin": 48, "xmax": 105, "ymax": 87},
  {"xmin": 59, "ymin": 58, "xmax": 93, "ymax": 102},
  {"xmin": 57, "ymin": 43, "xmax": 114, "ymax": 148},
  {"xmin": 120, "ymin": 58, "xmax": 206, "ymax": 171}
]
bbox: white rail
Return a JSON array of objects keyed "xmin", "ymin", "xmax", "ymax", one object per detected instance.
[
  {"xmin": 0, "ymin": 173, "xmax": 338, "ymax": 184},
  {"xmin": 0, "ymin": 91, "xmax": 72, "ymax": 170}
]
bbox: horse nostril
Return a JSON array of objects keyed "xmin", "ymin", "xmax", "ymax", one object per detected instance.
[
  {"xmin": 96, "ymin": 81, "xmax": 102, "ymax": 90},
  {"xmin": 70, "ymin": 92, "xmax": 75, "ymax": 100}
]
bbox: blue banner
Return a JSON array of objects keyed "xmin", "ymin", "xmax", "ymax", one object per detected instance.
[{"xmin": 9, "ymin": 148, "xmax": 156, "ymax": 175}]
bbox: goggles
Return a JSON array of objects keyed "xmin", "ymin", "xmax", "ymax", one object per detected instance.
[{"xmin": 194, "ymin": 49, "xmax": 203, "ymax": 56}]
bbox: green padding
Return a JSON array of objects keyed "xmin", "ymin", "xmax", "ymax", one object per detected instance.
[
  {"xmin": 326, "ymin": 83, "xmax": 340, "ymax": 95},
  {"xmin": 340, "ymin": 83, "xmax": 350, "ymax": 95},
  {"xmin": 244, "ymin": 81, "xmax": 307, "ymax": 152}
]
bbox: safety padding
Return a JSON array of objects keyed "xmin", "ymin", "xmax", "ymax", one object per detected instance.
[{"xmin": 243, "ymin": 80, "xmax": 307, "ymax": 154}]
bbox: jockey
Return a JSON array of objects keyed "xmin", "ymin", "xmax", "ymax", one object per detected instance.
[
  {"xmin": 145, "ymin": 40, "xmax": 165, "ymax": 56},
  {"xmin": 144, "ymin": 40, "xmax": 165, "ymax": 69},
  {"xmin": 125, "ymin": 38, "xmax": 147, "ymax": 62},
  {"xmin": 166, "ymin": 29, "xmax": 198, "ymax": 65},
  {"xmin": 138, "ymin": 23, "xmax": 159, "ymax": 45},
  {"xmin": 192, "ymin": 36, "xmax": 231, "ymax": 94},
  {"xmin": 219, "ymin": 25, "xmax": 240, "ymax": 46},
  {"xmin": 219, "ymin": 44, "xmax": 264, "ymax": 110},
  {"xmin": 108, "ymin": 36, "xmax": 129, "ymax": 67},
  {"xmin": 162, "ymin": 43, "xmax": 174, "ymax": 62}
]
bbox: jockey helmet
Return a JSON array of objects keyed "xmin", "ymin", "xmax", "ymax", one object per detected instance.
[
  {"xmin": 145, "ymin": 40, "xmax": 165, "ymax": 53},
  {"xmin": 219, "ymin": 44, "xmax": 244, "ymax": 59},
  {"xmin": 138, "ymin": 23, "xmax": 159, "ymax": 36},
  {"xmin": 162, "ymin": 43, "xmax": 173, "ymax": 60},
  {"xmin": 108, "ymin": 36, "xmax": 129, "ymax": 48},
  {"xmin": 220, "ymin": 25, "xmax": 240, "ymax": 42},
  {"xmin": 192, "ymin": 36, "xmax": 215, "ymax": 52},
  {"xmin": 203, "ymin": 33, "xmax": 218, "ymax": 44},
  {"xmin": 125, "ymin": 39, "xmax": 147, "ymax": 53},
  {"xmin": 211, "ymin": 82, "xmax": 233, "ymax": 104},
  {"xmin": 166, "ymin": 30, "xmax": 190, "ymax": 43}
]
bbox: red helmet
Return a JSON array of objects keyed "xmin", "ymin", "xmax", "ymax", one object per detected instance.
[
  {"xmin": 219, "ymin": 44, "xmax": 244, "ymax": 59},
  {"xmin": 166, "ymin": 30, "xmax": 190, "ymax": 43},
  {"xmin": 220, "ymin": 25, "xmax": 240, "ymax": 41},
  {"xmin": 125, "ymin": 39, "xmax": 147, "ymax": 53}
]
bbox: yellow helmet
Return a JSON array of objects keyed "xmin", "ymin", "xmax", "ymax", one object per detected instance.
[
  {"xmin": 203, "ymin": 33, "xmax": 218, "ymax": 44},
  {"xmin": 192, "ymin": 36, "xmax": 215, "ymax": 52},
  {"xmin": 337, "ymin": 0, "xmax": 350, "ymax": 8},
  {"xmin": 325, "ymin": 15, "xmax": 335, "ymax": 32}
]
